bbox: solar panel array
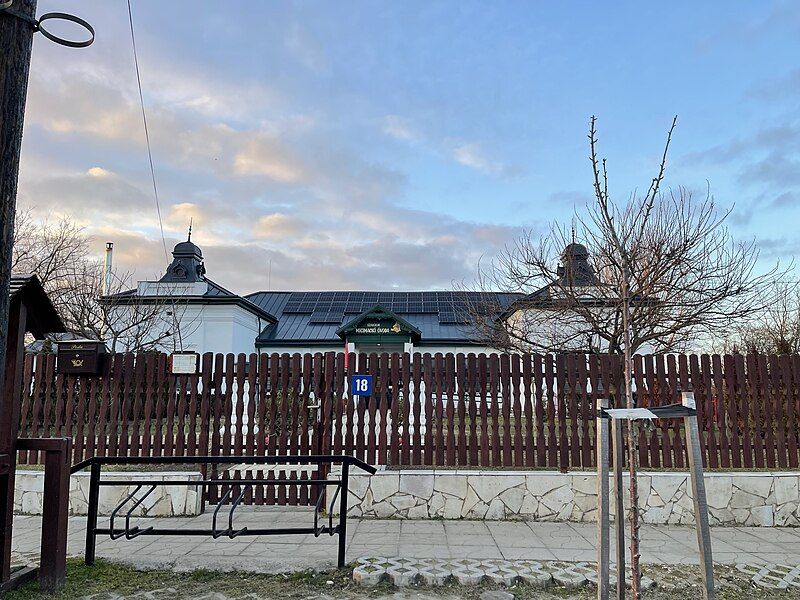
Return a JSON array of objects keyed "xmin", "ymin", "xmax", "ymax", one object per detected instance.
[
  {"xmin": 282, "ymin": 291, "xmax": 505, "ymax": 325},
  {"xmin": 309, "ymin": 308, "xmax": 345, "ymax": 324}
]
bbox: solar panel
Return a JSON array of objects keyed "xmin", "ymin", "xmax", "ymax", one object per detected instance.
[
  {"xmin": 309, "ymin": 309, "xmax": 345, "ymax": 324},
  {"xmin": 345, "ymin": 301, "xmax": 363, "ymax": 313},
  {"xmin": 438, "ymin": 310, "xmax": 469, "ymax": 324}
]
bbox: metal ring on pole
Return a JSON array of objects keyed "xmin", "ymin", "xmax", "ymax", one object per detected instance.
[{"xmin": 36, "ymin": 12, "xmax": 95, "ymax": 48}]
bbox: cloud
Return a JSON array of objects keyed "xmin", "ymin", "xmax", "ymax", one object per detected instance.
[
  {"xmin": 746, "ymin": 69, "xmax": 800, "ymax": 103},
  {"xmin": 232, "ymin": 137, "xmax": 308, "ymax": 183},
  {"xmin": 382, "ymin": 116, "xmax": 520, "ymax": 178},
  {"xmin": 382, "ymin": 115, "xmax": 419, "ymax": 142},
  {"xmin": 252, "ymin": 213, "xmax": 305, "ymax": 240},
  {"xmin": 17, "ymin": 12, "xmax": 529, "ymax": 295},
  {"xmin": 284, "ymin": 23, "xmax": 327, "ymax": 72}
]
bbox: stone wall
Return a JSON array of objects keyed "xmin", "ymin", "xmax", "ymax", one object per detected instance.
[
  {"xmin": 14, "ymin": 470, "xmax": 204, "ymax": 517},
  {"xmin": 338, "ymin": 469, "xmax": 800, "ymax": 526}
]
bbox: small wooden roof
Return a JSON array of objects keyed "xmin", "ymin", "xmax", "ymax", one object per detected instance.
[{"xmin": 9, "ymin": 274, "xmax": 65, "ymax": 339}]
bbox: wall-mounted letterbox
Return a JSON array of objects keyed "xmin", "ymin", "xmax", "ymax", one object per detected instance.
[{"xmin": 56, "ymin": 340, "xmax": 107, "ymax": 375}]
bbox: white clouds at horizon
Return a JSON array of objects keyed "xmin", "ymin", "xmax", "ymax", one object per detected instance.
[{"xmin": 16, "ymin": 0, "xmax": 800, "ymax": 293}]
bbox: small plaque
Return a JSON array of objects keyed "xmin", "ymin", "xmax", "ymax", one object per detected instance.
[
  {"xmin": 171, "ymin": 352, "xmax": 199, "ymax": 375},
  {"xmin": 605, "ymin": 408, "xmax": 658, "ymax": 420},
  {"xmin": 350, "ymin": 374, "xmax": 373, "ymax": 396}
]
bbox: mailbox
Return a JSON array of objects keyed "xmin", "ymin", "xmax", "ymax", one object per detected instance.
[{"xmin": 56, "ymin": 340, "xmax": 107, "ymax": 375}]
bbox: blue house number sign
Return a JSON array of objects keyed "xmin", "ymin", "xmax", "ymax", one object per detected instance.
[{"xmin": 351, "ymin": 374, "xmax": 373, "ymax": 396}]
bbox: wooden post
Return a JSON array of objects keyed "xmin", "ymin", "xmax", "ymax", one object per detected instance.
[
  {"xmin": 682, "ymin": 392, "xmax": 715, "ymax": 600},
  {"xmin": 0, "ymin": 303, "xmax": 26, "ymax": 583},
  {"xmin": 38, "ymin": 439, "xmax": 71, "ymax": 593},
  {"xmin": 15, "ymin": 438, "xmax": 71, "ymax": 593},
  {"xmin": 612, "ymin": 416, "xmax": 626, "ymax": 599},
  {"xmin": 596, "ymin": 398, "xmax": 610, "ymax": 600}
]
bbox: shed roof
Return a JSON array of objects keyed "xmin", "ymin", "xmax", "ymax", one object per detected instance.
[{"xmin": 9, "ymin": 274, "xmax": 65, "ymax": 338}]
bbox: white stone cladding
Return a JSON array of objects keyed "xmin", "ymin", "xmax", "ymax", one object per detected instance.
[
  {"xmin": 14, "ymin": 470, "xmax": 203, "ymax": 517},
  {"xmin": 335, "ymin": 469, "xmax": 800, "ymax": 526}
]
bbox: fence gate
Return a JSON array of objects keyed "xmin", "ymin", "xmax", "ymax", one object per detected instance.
[{"xmin": 204, "ymin": 352, "xmax": 342, "ymax": 507}]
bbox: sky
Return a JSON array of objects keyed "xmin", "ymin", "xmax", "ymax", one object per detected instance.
[{"xmin": 17, "ymin": 1, "xmax": 800, "ymax": 294}]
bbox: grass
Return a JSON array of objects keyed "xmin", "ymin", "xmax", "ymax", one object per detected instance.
[{"xmin": 5, "ymin": 560, "xmax": 800, "ymax": 599}]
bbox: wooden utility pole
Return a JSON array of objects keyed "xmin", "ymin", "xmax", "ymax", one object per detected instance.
[
  {"xmin": 0, "ymin": 0, "xmax": 37, "ymax": 586},
  {"xmin": 0, "ymin": 0, "xmax": 37, "ymax": 427}
]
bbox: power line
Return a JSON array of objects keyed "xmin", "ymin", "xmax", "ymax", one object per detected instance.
[
  {"xmin": 126, "ymin": 0, "xmax": 168, "ymax": 263},
  {"xmin": 126, "ymin": 0, "xmax": 182, "ymax": 351}
]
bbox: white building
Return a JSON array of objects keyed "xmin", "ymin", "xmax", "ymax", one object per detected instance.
[{"xmin": 104, "ymin": 238, "xmax": 520, "ymax": 356}]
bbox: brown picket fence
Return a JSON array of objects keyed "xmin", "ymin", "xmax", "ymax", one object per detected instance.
[{"xmin": 17, "ymin": 351, "xmax": 800, "ymax": 504}]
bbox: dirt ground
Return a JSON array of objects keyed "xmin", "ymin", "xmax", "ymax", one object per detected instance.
[{"xmin": 3, "ymin": 560, "xmax": 799, "ymax": 600}]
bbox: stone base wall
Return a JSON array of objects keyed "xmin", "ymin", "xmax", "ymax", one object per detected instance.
[
  {"xmin": 14, "ymin": 470, "xmax": 203, "ymax": 517},
  {"xmin": 338, "ymin": 469, "xmax": 800, "ymax": 526}
]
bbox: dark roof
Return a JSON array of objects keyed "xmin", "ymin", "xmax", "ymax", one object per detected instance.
[
  {"xmin": 159, "ymin": 239, "xmax": 206, "ymax": 283},
  {"xmin": 103, "ymin": 278, "xmax": 277, "ymax": 322},
  {"xmin": 10, "ymin": 274, "xmax": 65, "ymax": 338},
  {"xmin": 246, "ymin": 291, "xmax": 521, "ymax": 346}
]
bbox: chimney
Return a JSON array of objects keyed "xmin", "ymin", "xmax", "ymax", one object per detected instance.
[{"xmin": 103, "ymin": 242, "xmax": 114, "ymax": 295}]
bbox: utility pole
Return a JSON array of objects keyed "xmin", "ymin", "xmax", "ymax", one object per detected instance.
[
  {"xmin": 0, "ymin": 0, "xmax": 36, "ymax": 417},
  {"xmin": 0, "ymin": 0, "xmax": 37, "ymax": 585}
]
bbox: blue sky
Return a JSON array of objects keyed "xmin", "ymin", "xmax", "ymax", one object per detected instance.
[{"xmin": 18, "ymin": 1, "xmax": 800, "ymax": 292}]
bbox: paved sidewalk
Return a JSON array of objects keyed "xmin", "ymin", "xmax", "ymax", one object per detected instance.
[{"xmin": 11, "ymin": 508, "xmax": 800, "ymax": 573}]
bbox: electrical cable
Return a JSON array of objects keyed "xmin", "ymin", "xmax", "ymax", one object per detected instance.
[{"xmin": 126, "ymin": 0, "xmax": 183, "ymax": 351}]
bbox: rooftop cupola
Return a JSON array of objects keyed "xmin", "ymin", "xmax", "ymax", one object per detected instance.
[
  {"xmin": 159, "ymin": 226, "xmax": 206, "ymax": 283},
  {"xmin": 556, "ymin": 243, "xmax": 599, "ymax": 287}
]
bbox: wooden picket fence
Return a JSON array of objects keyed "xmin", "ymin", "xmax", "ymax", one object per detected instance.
[{"xmin": 17, "ymin": 351, "xmax": 800, "ymax": 505}]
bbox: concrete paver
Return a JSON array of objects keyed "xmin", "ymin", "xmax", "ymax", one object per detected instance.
[{"xmin": 11, "ymin": 507, "xmax": 800, "ymax": 573}]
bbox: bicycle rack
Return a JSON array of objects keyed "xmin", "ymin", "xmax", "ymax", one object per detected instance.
[{"xmin": 71, "ymin": 455, "xmax": 376, "ymax": 568}]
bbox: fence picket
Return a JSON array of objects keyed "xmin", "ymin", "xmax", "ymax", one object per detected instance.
[{"xmin": 16, "ymin": 350, "xmax": 800, "ymax": 488}]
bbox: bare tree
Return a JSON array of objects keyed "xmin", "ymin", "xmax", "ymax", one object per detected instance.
[
  {"xmin": 716, "ymin": 281, "xmax": 800, "ymax": 354},
  {"xmin": 12, "ymin": 209, "xmax": 89, "ymax": 315},
  {"xmin": 13, "ymin": 208, "xmax": 200, "ymax": 351},
  {"xmin": 470, "ymin": 119, "xmax": 787, "ymax": 357},
  {"xmin": 59, "ymin": 259, "xmax": 201, "ymax": 353},
  {"xmin": 467, "ymin": 116, "xmax": 789, "ymax": 597}
]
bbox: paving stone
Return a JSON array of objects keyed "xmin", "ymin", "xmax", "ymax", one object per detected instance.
[
  {"xmin": 385, "ymin": 557, "xmax": 420, "ymax": 586},
  {"xmin": 450, "ymin": 558, "xmax": 485, "ymax": 585},
  {"xmin": 736, "ymin": 563, "xmax": 800, "ymax": 589},
  {"xmin": 416, "ymin": 558, "xmax": 451, "ymax": 585},
  {"xmin": 352, "ymin": 562, "xmax": 385, "ymax": 585},
  {"xmin": 546, "ymin": 561, "xmax": 590, "ymax": 588},
  {"xmin": 479, "ymin": 591, "xmax": 514, "ymax": 600},
  {"xmin": 480, "ymin": 559, "xmax": 519, "ymax": 585},
  {"xmin": 516, "ymin": 560, "xmax": 553, "ymax": 587}
]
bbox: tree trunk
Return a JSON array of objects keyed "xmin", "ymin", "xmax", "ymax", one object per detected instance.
[{"xmin": 621, "ymin": 269, "xmax": 641, "ymax": 598}]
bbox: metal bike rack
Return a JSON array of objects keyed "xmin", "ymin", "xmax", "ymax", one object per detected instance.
[{"xmin": 71, "ymin": 455, "xmax": 376, "ymax": 568}]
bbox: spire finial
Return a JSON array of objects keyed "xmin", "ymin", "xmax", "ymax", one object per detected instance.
[
  {"xmin": 571, "ymin": 220, "xmax": 576, "ymax": 244},
  {"xmin": 187, "ymin": 218, "xmax": 193, "ymax": 242}
]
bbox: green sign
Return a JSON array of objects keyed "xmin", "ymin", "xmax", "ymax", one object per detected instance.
[{"xmin": 354, "ymin": 320, "xmax": 405, "ymax": 336}]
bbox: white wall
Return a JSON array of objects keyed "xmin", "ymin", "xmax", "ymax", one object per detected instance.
[
  {"xmin": 257, "ymin": 345, "xmax": 341, "ymax": 356},
  {"xmin": 107, "ymin": 303, "xmax": 262, "ymax": 355},
  {"xmin": 182, "ymin": 305, "xmax": 263, "ymax": 356}
]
